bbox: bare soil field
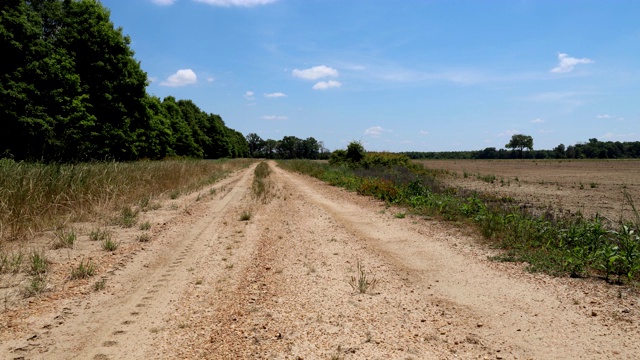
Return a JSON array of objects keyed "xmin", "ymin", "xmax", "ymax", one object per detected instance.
[
  {"xmin": 2, "ymin": 161, "xmax": 640, "ymax": 359},
  {"xmin": 416, "ymin": 159, "xmax": 640, "ymax": 223}
]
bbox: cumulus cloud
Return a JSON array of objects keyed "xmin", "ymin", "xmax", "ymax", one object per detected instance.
[
  {"xmin": 261, "ymin": 115, "xmax": 288, "ymax": 120},
  {"xmin": 264, "ymin": 92, "xmax": 287, "ymax": 98},
  {"xmin": 597, "ymin": 114, "xmax": 612, "ymax": 119},
  {"xmin": 244, "ymin": 91, "xmax": 255, "ymax": 100},
  {"xmin": 150, "ymin": 0, "xmax": 176, "ymax": 5},
  {"xmin": 312, "ymin": 80, "xmax": 342, "ymax": 90},
  {"xmin": 292, "ymin": 65, "xmax": 339, "ymax": 80},
  {"xmin": 194, "ymin": 0, "xmax": 277, "ymax": 7},
  {"xmin": 551, "ymin": 53, "xmax": 594, "ymax": 73},
  {"xmin": 160, "ymin": 69, "xmax": 197, "ymax": 87},
  {"xmin": 497, "ymin": 129, "xmax": 519, "ymax": 137},
  {"xmin": 364, "ymin": 126, "xmax": 390, "ymax": 137},
  {"xmin": 531, "ymin": 118, "xmax": 545, "ymax": 123}
]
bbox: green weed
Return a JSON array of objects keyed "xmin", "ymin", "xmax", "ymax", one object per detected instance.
[
  {"xmin": 113, "ymin": 206, "xmax": 138, "ymax": 228},
  {"xmin": 29, "ymin": 249, "xmax": 48, "ymax": 275},
  {"xmin": 89, "ymin": 228, "xmax": 111, "ymax": 242},
  {"xmin": 52, "ymin": 228, "xmax": 76, "ymax": 249},
  {"xmin": 139, "ymin": 221, "xmax": 151, "ymax": 231},
  {"xmin": 70, "ymin": 259, "xmax": 96, "ymax": 279},
  {"xmin": 102, "ymin": 238, "xmax": 119, "ymax": 252}
]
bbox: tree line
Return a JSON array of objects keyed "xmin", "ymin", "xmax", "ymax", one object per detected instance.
[
  {"xmin": 245, "ymin": 133, "xmax": 329, "ymax": 160},
  {"xmin": 1, "ymin": 0, "xmax": 248, "ymax": 162},
  {"xmin": 404, "ymin": 136, "xmax": 640, "ymax": 160}
]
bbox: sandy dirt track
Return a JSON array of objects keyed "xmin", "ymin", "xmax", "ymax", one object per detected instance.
[{"xmin": 2, "ymin": 161, "xmax": 640, "ymax": 359}]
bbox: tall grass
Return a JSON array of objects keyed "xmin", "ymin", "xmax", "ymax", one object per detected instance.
[{"xmin": 0, "ymin": 158, "xmax": 252, "ymax": 244}]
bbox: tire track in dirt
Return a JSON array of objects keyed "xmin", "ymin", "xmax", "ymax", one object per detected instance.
[
  {"xmin": 157, "ymin": 161, "xmax": 640, "ymax": 359},
  {"xmin": 1, "ymin": 163, "xmax": 258, "ymax": 360},
  {"xmin": 272, "ymin": 164, "xmax": 640, "ymax": 359}
]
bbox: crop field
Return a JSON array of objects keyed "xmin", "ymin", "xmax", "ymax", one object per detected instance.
[{"xmin": 416, "ymin": 159, "xmax": 640, "ymax": 224}]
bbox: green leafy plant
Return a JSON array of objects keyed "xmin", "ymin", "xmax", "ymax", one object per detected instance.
[{"xmin": 139, "ymin": 221, "xmax": 151, "ymax": 230}]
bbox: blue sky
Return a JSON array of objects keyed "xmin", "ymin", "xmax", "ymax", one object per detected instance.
[{"xmin": 102, "ymin": 0, "xmax": 639, "ymax": 152}]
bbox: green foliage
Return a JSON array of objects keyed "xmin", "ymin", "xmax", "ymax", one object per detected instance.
[
  {"xmin": 0, "ymin": 0, "xmax": 248, "ymax": 162},
  {"xmin": 505, "ymin": 134, "xmax": 534, "ymax": 158}
]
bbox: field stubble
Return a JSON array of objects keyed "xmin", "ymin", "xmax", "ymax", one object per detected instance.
[{"xmin": 417, "ymin": 159, "xmax": 640, "ymax": 223}]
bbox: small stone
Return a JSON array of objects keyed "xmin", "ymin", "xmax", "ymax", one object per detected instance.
[
  {"xmin": 477, "ymin": 323, "xmax": 484, "ymax": 328},
  {"xmin": 591, "ymin": 310, "xmax": 597, "ymax": 317}
]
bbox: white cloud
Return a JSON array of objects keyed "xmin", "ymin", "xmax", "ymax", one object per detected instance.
[
  {"xmin": 264, "ymin": 92, "xmax": 287, "ymax": 98},
  {"xmin": 261, "ymin": 115, "xmax": 288, "ymax": 120},
  {"xmin": 364, "ymin": 126, "xmax": 390, "ymax": 137},
  {"xmin": 207, "ymin": 77, "xmax": 215, "ymax": 82},
  {"xmin": 530, "ymin": 118, "xmax": 544, "ymax": 123},
  {"xmin": 603, "ymin": 132, "xmax": 637, "ymax": 139},
  {"xmin": 312, "ymin": 80, "xmax": 342, "ymax": 90},
  {"xmin": 497, "ymin": 129, "xmax": 519, "ymax": 137},
  {"xmin": 160, "ymin": 69, "xmax": 197, "ymax": 87},
  {"xmin": 150, "ymin": 0, "xmax": 176, "ymax": 5},
  {"xmin": 148, "ymin": 76, "xmax": 158, "ymax": 83},
  {"xmin": 551, "ymin": 53, "xmax": 594, "ymax": 73},
  {"xmin": 538, "ymin": 129, "xmax": 554, "ymax": 134},
  {"xmin": 244, "ymin": 91, "xmax": 255, "ymax": 100},
  {"xmin": 419, "ymin": 130, "xmax": 429, "ymax": 136},
  {"xmin": 194, "ymin": 0, "xmax": 277, "ymax": 7},
  {"xmin": 597, "ymin": 114, "xmax": 612, "ymax": 119},
  {"xmin": 292, "ymin": 65, "xmax": 339, "ymax": 80}
]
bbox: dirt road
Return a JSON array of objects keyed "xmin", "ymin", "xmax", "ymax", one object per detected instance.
[{"xmin": 2, "ymin": 161, "xmax": 639, "ymax": 359}]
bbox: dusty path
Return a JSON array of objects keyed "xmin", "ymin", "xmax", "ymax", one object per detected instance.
[{"xmin": 2, "ymin": 161, "xmax": 640, "ymax": 359}]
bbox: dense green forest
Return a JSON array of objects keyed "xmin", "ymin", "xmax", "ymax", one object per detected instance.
[
  {"xmin": 1, "ymin": 0, "xmax": 248, "ymax": 162},
  {"xmin": 404, "ymin": 138, "xmax": 640, "ymax": 160},
  {"xmin": 245, "ymin": 133, "xmax": 328, "ymax": 160}
]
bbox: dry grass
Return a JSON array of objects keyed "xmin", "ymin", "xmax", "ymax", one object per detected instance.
[{"xmin": 0, "ymin": 158, "xmax": 253, "ymax": 244}]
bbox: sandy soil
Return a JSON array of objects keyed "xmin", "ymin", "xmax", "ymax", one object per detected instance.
[
  {"xmin": 2, "ymin": 161, "xmax": 640, "ymax": 359},
  {"xmin": 416, "ymin": 159, "xmax": 640, "ymax": 223}
]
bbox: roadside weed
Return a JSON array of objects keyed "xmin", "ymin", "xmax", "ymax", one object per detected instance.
[
  {"xmin": 89, "ymin": 228, "xmax": 111, "ymax": 242},
  {"xmin": 139, "ymin": 221, "xmax": 151, "ymax": 230},
  {"xmin": 137, "ymin": 233, "xmax": 151, "ymax": 242},
  {"xmin": 394, "ymin": 212, "xmax": 406, "ymax": 219},
  {"xmin": 93, "ymin": 278, "xmax": 106, "ymax": 291},
  {"xmin": 102, "ymin": 238, "xmax": 119, "ymax": 251},
  {"xmin": 29, "ymin": 249, "xmax": 48, "ymax": 275},
  {"xmin": 70, "ymin": 259, "xmax": 96, "ymax": 279},
  {"xmin": 240, "ymin": 210, "xmax": 252, "ymax": 221},
  {"xmin": 23, "ymin": 275, "xmax": 47, "ymax": 297},
  {"xmin": 349, "ymin": 260, "xmax": 379, "ymax": 294},
  {"xmin": 114, "ymin": 206, "xmax": 138, "ymax": 228},
  {"xmin": 52, "ymin": 228, "xmax": 76, "ymax": 249}
]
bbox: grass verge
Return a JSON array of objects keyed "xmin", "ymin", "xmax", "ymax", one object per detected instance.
[{"xmin": 279, "ymin": 159, "xmax": 640, "ymax": 284}]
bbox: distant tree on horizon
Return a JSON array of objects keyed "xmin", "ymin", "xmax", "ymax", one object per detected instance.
[{"xmin": 505, "ymin": 134, "xmax": 534, "ymax": 158}]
